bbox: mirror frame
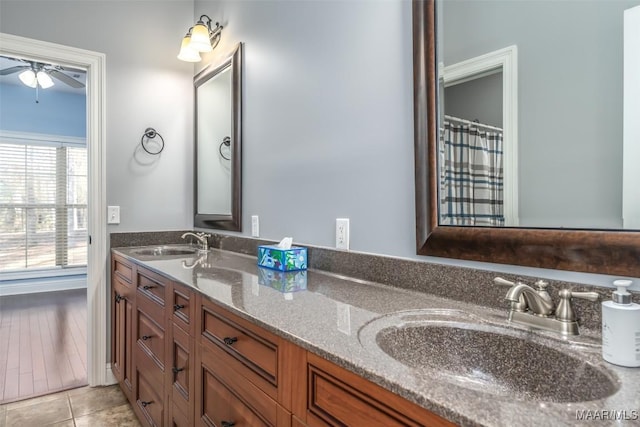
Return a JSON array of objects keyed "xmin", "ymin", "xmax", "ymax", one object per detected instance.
[
  {"xmin": 194, "ymin": 43, "xmax": 242, "ymax": 231},
  {"xmin": 412, "ymin": 0, "xmax": 640, "ymax": 277}
]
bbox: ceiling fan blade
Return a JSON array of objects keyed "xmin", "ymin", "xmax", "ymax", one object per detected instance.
[
  {"xmin": 0, "ymin": 65, "xmax": 28, "ymax": 75},
  {"xmin": 48, "ymin": 69, "xmax": 85, "ymax": 88}
]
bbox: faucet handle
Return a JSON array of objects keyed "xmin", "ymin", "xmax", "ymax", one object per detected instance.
[
  {"xmin": 556, "ymin": 289, "xmax": 599, "ymax": 322},
  {"xmin": 495, "ymin": 277, "xmax": 527, "ymax": 312},
  {"xmin": 494, "ymin": 277, "xmax": 517, "ymax": 287}
]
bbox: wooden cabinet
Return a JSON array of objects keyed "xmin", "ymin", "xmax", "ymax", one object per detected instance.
[
  {"xmin": 111, "ymin": 252, "xmax": 456, "ymax": 427},
  {"xmin": 111, "ymin": 255, "xmax": 135, "ymax": 401},
  {"xmin": 167, "ymin": 282, "xmax": 196, "ymax": 427},
  {"xmin": 292, "ymin": 352, "xmax": 456, "ymax": 427},
  {"xmin": 131, "ymin": 265, "xmax": 171, "ymax": 426},
  {"xmin": 195, "ymin": 296, "xmax": 293, "ymax": 427}
]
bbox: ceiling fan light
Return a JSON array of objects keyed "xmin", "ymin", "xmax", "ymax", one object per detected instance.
[
  {"xmin": 189, "ymin": 22, "xmax": 213, "ymax": 52},
  {"xmin": 18, "ymin": 69, "xmax": 37, "ymax": 88},
  {"xmin": 177, "ymin": 35, "xmax": 202, "ymax": 62},
  {"xmin": 36, "ymin": 70, "xmax": 54, "ymax": 89}
]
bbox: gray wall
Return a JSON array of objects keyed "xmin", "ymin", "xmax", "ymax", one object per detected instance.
[
  {"xmin": 194, "ymin": 0, "xmax": 416, "ymax": 257},
  {"xmin": 445, "ymin": 72, "xmax": 503, "ymax": 128},
  {"xmin": 442, "ymin": 0, "xmax": 640, "ymax": 229},
  {"xmin": 1, "ymin": 0, "xmax": 634, "ymax": 289},
  {"xmin": 0, "ymin": 0, "xmax": 195, "ymax": 234}
]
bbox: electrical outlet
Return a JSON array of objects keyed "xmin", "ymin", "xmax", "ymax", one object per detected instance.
[
  {"xmin": 251, "ymin": 215, "xmax": 260, "ymax": 237},
  {"xmin": 336, "ymin": 218, "xmax": 350, "ymax": 250},
  {"xmin": 107, "ymin": 206, "xmax": 120, "ymax": 224}
]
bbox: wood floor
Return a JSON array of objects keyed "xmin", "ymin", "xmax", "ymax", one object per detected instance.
[{"xmin": 0, "ymin": 289, "xmax": 87, "ymax": 404}]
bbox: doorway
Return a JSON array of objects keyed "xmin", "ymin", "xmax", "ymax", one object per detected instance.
[
  {"xmin": 0, "ymin": 33, "xmax": 108, "ymax": 395},
  {"xmin": 0, "ymin": 53, "xmax": 89, "ymax": 402}
]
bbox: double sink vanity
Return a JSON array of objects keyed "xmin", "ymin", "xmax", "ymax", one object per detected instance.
[{"xmin": 110, "ymin": 238, "xmax": 640, "ymax": 427}]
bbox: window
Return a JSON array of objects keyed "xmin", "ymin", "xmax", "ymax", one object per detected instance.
[{"xmin": 0, "ymin": 133, "xmax": 87, "ymax": 274}]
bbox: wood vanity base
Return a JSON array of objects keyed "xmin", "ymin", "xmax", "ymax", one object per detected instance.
[{"xmin": 111, "ymin": 252, "xmax": 456, "ymax": 427}]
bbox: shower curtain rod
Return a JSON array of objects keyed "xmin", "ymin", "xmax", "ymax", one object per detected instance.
[{"xmin": 444, "ymin": 114, "xmax": 503, "ymax": 132}]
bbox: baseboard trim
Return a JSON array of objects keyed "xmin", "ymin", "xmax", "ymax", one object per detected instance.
[
  {"xmin": 105, "ymin": 364, "xmax": 117, "ymax": 385},
  {"xmin": 0, "ymin": 275, "xmax": 87, "ymax": 296}
]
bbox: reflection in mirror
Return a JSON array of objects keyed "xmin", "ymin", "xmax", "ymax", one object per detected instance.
[
  {"xmin": 438, "ymin": 0, "xmax": 640, "ymax": 230},
  {"xmin": 194, "ymin": 43, "xmax": 242, "ymax": 231},
  {"xmin": 440, "ymin": 45, "xmax": 518, "ymax": 227},
  {"xmin": 413, "ymin": 0, "xmax": 640, "ymax": 276}
]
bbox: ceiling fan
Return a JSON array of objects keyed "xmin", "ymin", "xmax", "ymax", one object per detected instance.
[{"xmin": 0, "ymin": 57, "xmax": 85, "ymax": 89}]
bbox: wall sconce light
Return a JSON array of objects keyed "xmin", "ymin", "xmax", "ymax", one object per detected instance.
[{"xmin": 177, "ymin": 15, "xmax": 223, "ymax": 62}]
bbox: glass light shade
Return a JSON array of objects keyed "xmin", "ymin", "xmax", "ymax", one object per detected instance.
[
  {"xmin": 18, "ymin": 69, "xmax": 37, "ymax": 88},
  {"xmin": 177, "ymin": 36, "xmax": 202, "ymax": 62},
  {"xmin": 189, "ymin": 22, "xmax": 213, "ymax": 52},
  {"xmin": 36, "ymin": 71, "xmax": 54, "ymax": 89}
]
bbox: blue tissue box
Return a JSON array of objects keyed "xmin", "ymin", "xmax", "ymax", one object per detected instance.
[
  {"xmin": 257, "ymin": 245, "xmax": 307, "ymax": 271},
  {"xmin": 258, "ymin": 267, "xmax": 308, "ymax": 293}
]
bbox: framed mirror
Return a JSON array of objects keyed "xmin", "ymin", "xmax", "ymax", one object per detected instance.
[
  {"xmin": 194, "ymin": 43, "xmax": 242, "ymax": 231},
  {"xmin": 413, "ymin": 0, "xmax": 640, "ymax": 277}
]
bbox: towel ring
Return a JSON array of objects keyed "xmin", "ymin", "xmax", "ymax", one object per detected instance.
[
  {"xmin": 141, "ymin": 127, "xmax": 165, "ymax": 155},
  {"xmin": 219, "ymin": 136, "xmax": 231, "ymax": 160}
]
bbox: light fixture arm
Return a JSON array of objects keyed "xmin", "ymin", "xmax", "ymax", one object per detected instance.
[
  {"xmin": 177, "ymin": 14, "xmax": 224, "ymax": 62},
  {"xmin": 198, "ymin": 15, "xmax": 223, "ymax": 47}
]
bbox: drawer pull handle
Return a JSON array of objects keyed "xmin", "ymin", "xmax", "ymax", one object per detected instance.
[
  {"xmin": 115, "ymin": 294, "xmax": 123, "ymax": 303},
  {"xmin": 141, "ymin": 335, "xmax": 152, "ymax": 341},
  {"xmin": 173, "ymin": 304, "xmax": 185, "ymax": 311},
  {"xmin": 143, "ymin": 285, "xmax": 156, "ymax": 290},
  {"xmin": 221, "ymin": 422, "xmax": 235, "ymax": 427},
  {"xmin": 172, "ymin": 367, "xmax": 184, "ymax": 374},
  {"xmin": 141, "ymin": 400, "xmax": 153, "ymax": 408},
  {"xmin": 223, "ymin": 337, "xmax": 238, "ymax": 346}
]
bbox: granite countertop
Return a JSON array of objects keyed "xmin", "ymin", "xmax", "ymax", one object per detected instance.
[{"xmin": 112, "ymin": 246, "xmax": 640, "ymax": 427}]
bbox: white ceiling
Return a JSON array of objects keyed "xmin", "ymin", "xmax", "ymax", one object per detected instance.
[{"xmin": 0, "ymin": 55, "xmax": 86, "ymax": 95}]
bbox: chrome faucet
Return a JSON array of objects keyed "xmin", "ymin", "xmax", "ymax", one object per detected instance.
[
  {"xmin": 495, "ymin": 277, "xmax": 599, "ymax": 335},
  {"xmin": 181, "ymin": 232, "xmax": 211, "ymax": 252}
]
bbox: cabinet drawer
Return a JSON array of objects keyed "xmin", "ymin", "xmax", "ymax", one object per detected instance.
[
  {"xmin": 113, "ymin": 272, "xmax": 135, "ymax": 299},
  {"xmin": 113, "ymin": 254, "xmax": 133, "ymax": 283},
  {"xmin": 303, "ymin": 353, "xmax": 455, "ymax": 427},
  {"xmin": 169, "ymin": 403, "xmax": 190, "ymax": 427},
  {"xmin": 136, "ymin": 364, "xmax": 164, "ymax": 427},
  {"xmin": 171, "ymin": 282, "xmax": 194, "ymax": 335},
  {"xmin": 199, "ymin": 361, "xmax": 272, "ymax": 427},
  {"xmin": 200, "ymin": 300, "xmax": 278, "ymax": 390},
  {"xmin": 137, "ymin": 267, "xmax": 168, "ymax": 306},
  {"xmin": 136, "ymin": 304, "xmax": 166, "ymax": 370},
  {"xmin": 201, "ymin": 342, "xmax": 278, "ymax": 425}
]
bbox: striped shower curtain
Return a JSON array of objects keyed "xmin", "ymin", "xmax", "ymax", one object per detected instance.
[{"xmin": 440, "ymin": 120, "xmax": 505, "ymax": 226}]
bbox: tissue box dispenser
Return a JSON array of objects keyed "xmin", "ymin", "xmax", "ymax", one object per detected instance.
[{"xmin": 257, "ymin": 245, "xmax": 307, "ymax": 271}]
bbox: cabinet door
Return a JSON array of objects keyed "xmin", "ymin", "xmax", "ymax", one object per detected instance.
[
  {"xmin": 112, "ymin": 272, "xmax": 134, "ymax": 400},
  {"xmin": 168, "ymin": 322, "xmax": 194, "ymax": 423}
]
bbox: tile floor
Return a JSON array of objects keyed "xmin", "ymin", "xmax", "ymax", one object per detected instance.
[{"xmin": 0, "ymin": 384, "xmax": 140, "ymax": 427}]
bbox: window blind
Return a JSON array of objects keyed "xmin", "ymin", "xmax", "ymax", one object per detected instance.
[{"xmin": 0, "ymin": 137, "xmax": 87, "ymax": 273}]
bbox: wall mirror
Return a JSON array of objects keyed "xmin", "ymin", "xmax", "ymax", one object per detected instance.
[
  {"xmin": 413, "ymin": 0, "xmax": 640, "ymax": 277},
  {"xmin": 194, "ymin": 43, "xmax": 242, "ymax": 231}
]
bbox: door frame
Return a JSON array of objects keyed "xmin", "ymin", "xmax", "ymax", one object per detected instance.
[
  {"xmin": 442, "ymin": 45, "xmax": 519, "ymax": 226},
  {"xmin": 0, "ymin": 33, "xmax": 109, "ymax": 386}
]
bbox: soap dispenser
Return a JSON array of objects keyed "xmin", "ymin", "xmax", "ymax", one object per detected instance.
[{"xmin": 602, "ymin": 280, "xmax": 640, "ymax": 367}]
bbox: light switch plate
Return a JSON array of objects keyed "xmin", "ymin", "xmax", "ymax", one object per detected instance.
[{"xmin": 107, "ymin": 206, "xmax": 120, "ymax": 224}]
